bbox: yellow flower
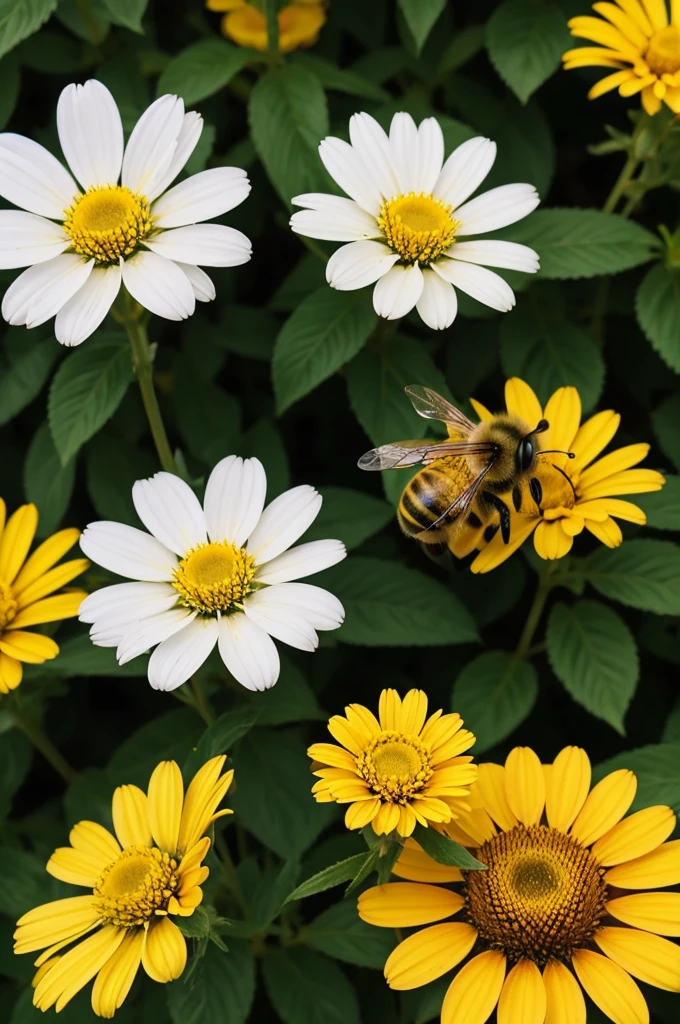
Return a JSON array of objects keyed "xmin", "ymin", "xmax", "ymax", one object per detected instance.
[
  {"xmin": 0, "ymin": 501, "xmax": 88, "ymax": 694},
  {"xmin": 307, "ymin": 689, "xmax": 477, "ymax": 837},
  {"xmin": 207, "ymin": 0, "xmax": 326, "ymax": 54},
  {"xmin": 359, "ymin": 745, "xmax": 680, "ymax": 1024},
  {"xmin": 14, "ymin": 756, "xmax": 234, "ymax": 1017},
  {"xmin": 467, "ymin": 378, "xmax": 664, "ymax": 573},
  {"xmin": 563, "ymin": 0, "xmax": 680, "ymax": 115}
]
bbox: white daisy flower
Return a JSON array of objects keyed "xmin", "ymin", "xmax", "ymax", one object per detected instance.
[
  {"xmin": 78, "ymin": 456, "xmax": 346, "ymax": 693},
  {"xmin": 290, "ymin": 111, "xmax": 541, "ymax": 330},
  {"xmin": 0, "ymin": 80, "xmax": 252, "ymax": 346}
]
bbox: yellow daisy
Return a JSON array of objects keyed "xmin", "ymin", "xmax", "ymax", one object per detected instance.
[
  {"xmin": 14, "ymin": 756, "xmax": 234, "ymax": 1018},
  {"xmin": 359, "ymin": 745, "xmax": 680, "ymax": 1024},
  {"xmin": 307, "ymin": 689, "xmax": 477, "ymax": 837},
  {"xmin": 563, "ymin": 0, "xmax": 680, "ymax": 115},
  {"xmin": 207, "ymin": 0, "xmax": 326, "ymax": 53},
  {"xmin": 0, "ymin": 500, "xmax": 88, "ymax": 694},
  {"xmin": 468, "ymin": 378, "xmax": 664, "ymax": 573}
]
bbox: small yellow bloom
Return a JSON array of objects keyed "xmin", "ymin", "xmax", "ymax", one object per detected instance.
[
  {"xmin": 207, "ymin": 0, "xmax": 326, "ymax": 54},
  {"xmin": 14, "ymin": 756, "xmax": 234, "ymax": 1017},
  {"xmin": 0, "ymin": 500, "xmax": 87, "ymax": 694},
  {"xmin": 359, "ymin": 745, "xmax": 680, "ymax": 1023},
  {"xmin": 308, "ymin": 688, "xmax": 477, "ymax": 837},
  {"xmin": 563, "ymin": 0, "xmax": 680, "ymax": 115}
]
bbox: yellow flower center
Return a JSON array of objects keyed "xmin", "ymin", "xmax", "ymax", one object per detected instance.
[
  {"xmin": 465, "ymin": 824, "xmax": 607, "ymax": 965},
  {"xmin": 172, "ymin": 541, "xmax": 256, "ymax": 614},
  {"xmin": 93, "ymin": 845, "xmax": 179, "ymax": 928},
  {"xmin": 533, "ymin": 459, "xmax": 577, "ymax": 517},
  {"xmin": 645, "ymin": 25, "xmax": 680, "ymax": 77},
  {"xmin": 63, "ymin": 185, "xmax": 151, "ymax": 264},
  {"xmin": 377, "ymin": 193, "xmax": 459, "ymax": 265},
  {"xmin": 357, "ymin": 732, "xmax": 433, "ymax": 803},
  {"xmin": 0, "ymin": 580, "xmax": 17, "ymax": 631}
]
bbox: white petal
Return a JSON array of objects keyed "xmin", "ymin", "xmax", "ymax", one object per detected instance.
[
  {"xmin": 247, "ymin": 485, "xmax": 322, "ymax": 565},
  {"xmin": 176, "ymin": 262, "xmax": 215, "ymax": 302},
  {"xmin": 144, "ymin": 224, "xmax": 252, "ymax": 268},
  {"xmin": 389, "ymin": 112, "xmax": 420, "ymax": 194},
  {"xmin": 247, "ymin": 582, "xmax": 344, "ymax": 631},
  {"xmin": 415, "ymin": 268, "xmax": 458, "ymax": 331},
  {"xmin": 132, "ymin": 473, "xmax": 208, "ymax": 556},
  {"xmin": 148, "ymin": 112, "xmax": 203, "ymax": 200},
  {"xmin": 0, "ymin": 211, "xmax": 69, "ymax": 269},
  {"xmin": 79, "ymin": 521, "xmax": 177, "ymax": 581},
  {"xmin": 416, "ymin": 118, "xmax": 445, "ymax": 193},
  {"xmin": 121, "ymin": 250, "xmax": 195, "ymax": 321},
  {"xmin": 204, "ymin": 455, "xmax": 267, "ymax": 548},
  {"xmin": 255, "ymin": 539, "xmax": 346, "ymax": 585},
  {"xmin": 152, "ymin": 167, "xmax": 250, "ymax": 228},
  {"xmin": 79, "ymin": 581, "xmax": 177, "ymax": 625},
  {"xmin": 455, "ymin": 183, "xmax": 540, "ymax": 235},
  {"xmin": 121, "ymin": 94, "xmax": 185, "ymax": 200},
  {"xmin": 434, "ymin": 137, "xmax": 497, "ymax": 210},
  {"xmin": 290, "ymin": 193, "xmax": 380, "ymax": 242},
  {"xmin": 148, "ymin": 617, "xmax": 218, "ymax": 691},
  {"xmin": 373, "ymin": 262, "xmax": 424, "ymax": 320},
  {"xmin": 449, "ymin": 239, "xmax": 539, "ymax": 274},
  {"xmin": 243, "ymin": 593, "xmax": 318, "ymax": 652},
  {"xmin": 0, "ymin": 133, "xmax": 78, "ymax": 218},
  {"xmin": 56, "ymin": 80, "xmax": 124, "ymax": 190},
  {"xmin": 326, "ymin": 239, "xmax": 398, "ymax": 291},
  {"xmin": 318, "ymin": 137, "xmax": 382, "ymax": 216},
  {"xmin": 217, "ymin": 613, "xmax": 280, "ymax": 691},
  {"xmin": 433, "ymin": 259, "xmax": 515, "ymax": 312},
  {"xmin": 2, "ymin": 254, "xmax": 93, "ymax": 329},
  {"xmin": 348, "ymin": 112, "xmax": 400, "ymax": 199},
  {"xmin": 55, "ymin": 263, "xmax": 121, "ymax": 346},
  {"xmin": 116, "ymin": 608, "xmax": 196, "ymax": 665}
]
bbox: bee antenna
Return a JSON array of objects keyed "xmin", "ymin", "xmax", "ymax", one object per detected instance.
[{"xmin": 539, "ymin": 449, "xmax": 576, "ymax": 459}]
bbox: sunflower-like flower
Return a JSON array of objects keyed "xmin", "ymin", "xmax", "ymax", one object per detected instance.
[
  {"xmin": 0, "ymin": 501, "xmax": 87, "ymax": 693},
  {"xmin": 563, "ymin": 0, "xmax": 680, "ymax": 115},
  {"xmin": 207, "ymin": 0, "xmax": 326, "ymax": 53},
  {"xmin": 14, "ymin": 756, "xmax": 234, "ymax": 1017},
  {"xmin": 307, "ymin": 689, "xmax": 477, "ymax": 837},
  {"xmin": 359, "ymin": 745, "xmax": 680, "ymax": 1024}
]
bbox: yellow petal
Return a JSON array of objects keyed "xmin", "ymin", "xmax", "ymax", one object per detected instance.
[
  {"xmin": 618, "ymin": 0, "xmax": 653, "ymax": 34},
  {"xmin": 568, "ymin": 15, "xmax": 645, "ymax": 58},
  {"xmin": 9, "ymin": 591, "xmax": 85, "ymax": 630},
  {"xmin": 545, "ymin": 747, "xmax": 591, "ymax": 832},
  {"xmin": 497, "ymin": 959, "xmax": 546, "ymax": 1024},
  {"xmin": 579, "ymin": 444, "xmax": 651, "ymax": 490},
  {"xmin": 393, "ymin": 838, "xmax": 463, "ymax": 883},
  {"xmin": 0, "ymin": 498, "xmax": 5, "ymax": 542},
  {"xmin": 177, "ymin": 755, "xmax": 233, "ymax": 855},
  {"xmin": 344, "ymin": 798, "xmax": 380, "ymax": 830},
  {"xmin": 570, "ymin": 769, "xmax": 636, "ymax": 847},
  {"xmin": 345, "ymin": 702, "xmax": 381, "ymax": 743},
  {"xmin": 441, "ymin": 950, "xmax": 506, "ymax": 1024},
  {"xmin": 592, "ymin": 2, "xmax": 649, "ymax": 48},
  {"xmin": 543, "ymin": 387, "xmax": 582, "ymax": 454},
  {"xmin": 504, "ymin": 747, "xmax": 545, "ymax": 825},
  {"xmin": 543, "ymin": 959, "xmax": 586, "ymax": 1024},
  {"xmin": 0, "ymin": 504, "xmax": 38, "ymax": 586},
  {"xmin": 141, "ymin": 917, "xmax": 187, "ymax": 983},
  {"xmin": 14, "ymin": 896, "xmax": 99, "ymax": 956},
  {"xmin": 112, "ymin": 785, "xmax": 152, "ymax": 849},
  {"xmin": 589, "ymin": 71, "xmax": 636, "ymax": 99},
  {"xmin": 577, "ymin": 498, "xmax": 647, "ymax": 524},
  {"xmin": 358, "ymin": 882, "xmax": 463, "ymax": 927},
  {"xmin": 69, "ymin": 821, "xmax": 120, "ymax": 864},
  {"xmin": 48, "ymin": 847, "xmax": 108, "ymax": 887},
  {"xmin": 378, "ymin": 688, "xmax": 400, "ymax": 731},
  {"xmin": 585, "ymin": 516, "xmax": 623, "ymax": 548},
  {"xmin": 474, "ymin": 764, "xmax": 517, "ymax": 831},
  {"xmin": 592, "ymin": 805, "xmax": 676, "ymax": 866},
  {"xmin": 33, "ymin": 925, "xmax": 124, "ymax": 1013},
  {"xmin": 605, "ymin": 839, "xmax": 680, "ymax": 889},
  {"xmin": 470, "ymin": 397, "xmax": 493, "ymax": 421},
  {"xmin": 398, "ymin": 689, "xmax": 428, "ymax": 735},
  {"xmin": 571, "ymin": 949, "xmax": 648, "ymax": 1024},
  {"xmin": 0, "ymin": 631, "xmax": 58, "ymax": 664},
  {"xmin": 12, "ymin": 528, "xmax": 80, "ymax": 595},
  {"xmin": 327, "ymin": 714, "xmax": 365, "ymax": 755},
  {"xmin": 307, "ymin": 743, "xmax": 357, "ymax": 770},
  {"xmin": 471, "ymin": 516, "xmax": 538, "ymax": 574},
  {"xmin": 641, "ymin": 81, "xmax": 663, "ymax": 113},
  {"xmin": 595, "ymin": 926, "xmax": 680, "ymax": 992},
  {"xmin": 606, "ymin": 892, "xmax": 680, "ymax": 936},
  {"xmin": 0, "ymin": 652, "xmax": 22, "ymax": 694},
  {"xmin": 15, "ymin": 558, "xmax": 89, "ymax": 608},
  {"xmin": 505, "ymin": 378, "xmax": 542, "ymax": 429},
  {"xmin": 385, "ymin": 922, "xmax": 477, "ymax": 990},
  {"xmin": 91, "ymin": 928, "xmax": 144, "ymax": 1019},
  {"xmin": 641, "ymin": 0, "xmax": 669, "ymax": 31},
  {"xmin": 373, "ymin": 801, "xmax": 401, "ymax": 836},
  {"xmin": 581, "ymin": 468, "xmax": 665, "ymax": 500},
  {"xmin": 563, "ymin": 48, "xmax": 630, "ymax": 69},
  {"xmin": 570, "ymin": 410, "xmax": 620, "ymax": 473},
  {"xmin": 147, "ymin": 761, "xmax": 183, "ymax": 855},
  {"xmin": 533, "ymin": 520, "xmax": 574, "ymax": 560}
]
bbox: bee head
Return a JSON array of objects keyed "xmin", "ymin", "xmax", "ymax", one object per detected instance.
[{"xmin": 515, "ymin": 419, "xmax": 549, "ymax": 473}]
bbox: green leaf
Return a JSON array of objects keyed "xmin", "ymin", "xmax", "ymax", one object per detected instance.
[
  {"xmin": 48, "ymin": 334, "xmax": 132, "ymax": 465},
  {"xmin": 593, "ymin": 744, "xmax": 680, "ymax": 814},
  {"xmin": 487, "ymin": 0, "xmax": 570, "ymax": 104},
  {"xmin": 100, "ymin": 0, "xmax": 147, "ymax": 31},
  {"xmin": 0, "ymin": 849, "xmax": 53, "ymax": 917},
  {"xmin": 304, "ymin": 899, "xmax": 397, "ymax": 969},
  {"xmin": 636, "ymin": 476, "xmax": 680, "ymax": 530},
  {"xmin": 273, "ymin": 288, "xmax": 377, "ymax": 412},
  {"xmin": 108, "ymin": 709, "xmax": 201, "ymax": 788},
  {"xmin": 0, "ymin": 0, "xmax": 57, "ymax": 59},
  {"xmin": 503, "ymin": 209, "xmax": 660, "ymax": 279},
  {"xmin": 249, "ymin": 65, "xmax": 329, "ymax": 206},
  {"xmin": 583, "ymin": 540, "xmax": 680, "ymax": 615},
  {"xmin": 64, "ymin": 766, "xmax": 114, "ymax": 827},
  {"xmin": 0, "ymin": 50, "xmax": 19, "ymax": 128},
  {"xmin": 636, "ymin": 263, "xmax": 680, "ymax": 374},
  {"xmin": 546, "ymin": 601, "xmax": 638, "ymax": 733},
  {"xmin": 183, "ymin": 705, "xmax": 260, "ymax": 780},
  {"xmin": 438, "ymin": 25, "xmax": 486, "ymax": 76},
  {"xmin": 35, "ymin": 634, "xmax": 148, "ymax": 677},
  {"xmin": 322, "ymin": 556, "xmax": 478, "ymax": 646},
  {"xmin": 413, "ymin": 824, "xmax": 487, "ymax": 870},
  {"xmin": 262, "ymin": 949, "xmax": 360, "ymax": 1024},
  {"xmin": 398, "ymin": 0, "xmax": 446, "ymax": 52},
  {"xmin": 85, "ymin": 431, "xmax": 156, "ymax": 524},
  {"xmin": 286, "ymin": 854, "xmax": 370, "ymax": 904},
  {"xmin": 217, "ymin": 305, "xmax": 279, "ymax": 361},
  {"xmin": 157, "ymin": 39, "xmax": 252, "ymax": 104},
  {"xmin": 247, "ymin": 656, "xmax": 325, "ymax": 726},
  {"xmin": 24, "ymin": 424, "xmax": 75, "ymax": 538},
  {"xmin": 292, "ymin": 53, "xmax": 390, "ymax": 102},
  {"xmin": 0, "ymin": 336, "xmax": 58, "ymax": 427},
  {"xmin": 304, "ymin": 487, "xmax": 393, "ymax": 551},
  {"xmin": 663, "ymin": 701, "xmax": 680, "ymax": 742},
  {"xmin": 241, "ymin": 418, "xmax": 291, "ymax": 495},
  {"xmin": 167, "ymin": 940, "xmax": 255, "ymax": 1024},
  {"xmin": 452, "ymin": 651, "xmax": 539, "ymax": 752},
  {"xmin": 652, "ymin": 394, "xmax": 680, "ymax": 471},
  {"xmin": 175, "ymin": 904, "xmax": 211, "ymax": 940},
  {"xmin": 245, "ymin": 860, "xmax": 300, "ymax": 933},
  {"xmin": 0, "ymin": 731, "xmax": 31, "ymax": 807}
]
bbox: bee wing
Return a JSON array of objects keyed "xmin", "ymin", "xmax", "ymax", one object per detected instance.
[
  {"xmin": 428, "ymin": 458, "xmax": 496, "ymax": 530},
  {"xmin": 358, "ymin": 439, "xmax": 497, "ymax": 471},
  {"xmin": 405, "ymin": 385, "xmax": 477, "ymax": 435}
]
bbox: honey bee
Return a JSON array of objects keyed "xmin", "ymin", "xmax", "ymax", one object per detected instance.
[{"xmin": 358, "ymin": 385, "xmax": 575, "ymax": 552}]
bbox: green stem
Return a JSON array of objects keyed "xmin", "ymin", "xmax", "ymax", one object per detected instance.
[
  {"xmin": 122, "ymin": 308, "xmax": 176, "ymax": 474},
  {"xmin": 215, "ymin": 835, "xmax": 248, "ymax": 916},
  {"xmin": 514, "ymin": 564, "xmax": 556, "ymax": 661},
  {"xmin": 601, "ymin": 150, "xmax": 640, "ymax": 214},
  {"xmin": 190, "ymin": 675, "xmax": 215, "ymax": 727},
  {"xmin": 15, "ymin": 712, "xmax": 77, "ymax": 783},
  {"xmin": 264, "ymin": 0, "xmax": 280, "ymax": 66}
]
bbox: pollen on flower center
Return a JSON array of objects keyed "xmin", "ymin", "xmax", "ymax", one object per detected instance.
[
  {"xmin": 63, "ymin": 185, "xmax": 151, "ymax": 264},
  {"xmin": 93, "ymin": 845, "xmax": 179, "ymax": 928},
  {"xmin": 172, "ymin": 541, "xmax": 256, "ymax": 614},
  {"xmin": 377, "ymin": 192, "xmax": 459, "ymax": 265},
  {"xmin": 0, "ymin": 580, "xmax": 17, "ymax": 630},
  {"xmin": 357, "ymin": 732, "xmax": 433, "ymax": 802},
  {"xmin": 465, "ymin": 824, "xmax": 607, "ymax": 966},
  {"xmin": 645, "ymin": 26, "xmax": 680, "ymax": 77}
]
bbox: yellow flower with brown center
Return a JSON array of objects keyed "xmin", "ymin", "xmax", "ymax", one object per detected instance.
[
  {"xmin": 207, "ymin": 0, "xmax": 326, "ymax": 53},
  {"xmin": 359, "ymin": 745, "xmax": 680, "ymax": 1024},
  {"xmin": 14, "ymin": 756, "xmax": 234, "ymax": 1018},
  {"xmin": 0, "ymin": 500, "xmax": 87, "ymax": 694},
  {"xmin": 563, "ymin": 0, "xmax": 680, "ymax": 115},
  {"xmin": 307, "ymin": 689, "xmax": 477, "ymax": 837}
]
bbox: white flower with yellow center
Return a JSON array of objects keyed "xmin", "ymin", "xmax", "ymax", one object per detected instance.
[
  {"xmin": 289, "ymin": 111, "xmax": 541, "ymax": 330},
  {"xmin": 0, "ymin": 80, "xmax": 252, "ymax": 346},
  {"xmin": 78, "ymin": 456, "xmax": 346, "ymax": 692}
]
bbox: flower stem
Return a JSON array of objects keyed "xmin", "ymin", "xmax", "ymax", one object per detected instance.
[
  {"xmin": 514, "ymin": 564, "xmax": 556, "ymax": 661},
  {"xmin": 601, "ymin": 150, "xmax": 640, "ymax": 214},
  {"xmin": 121, "ymin": 304, "xmax": 177, "ymax": 474},
  {"xmin": 264, "ymin": 0, "xmax": 280, "ymax": 66},
  {"xmin": 190, "ymin": 675, "xmax": 216, "ymax": 727},
  {"xmin": 14, "ymin": 709, "xmax": 77, "ymax": 784}
]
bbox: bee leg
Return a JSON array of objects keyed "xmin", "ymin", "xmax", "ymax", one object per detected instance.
[
  {"xmin": 483, "ymin": 491, "xmax": 511, "ymax": 545},
  {"xmin": 417, "ymin": 539, "xmax": 455, "ymax": 569},
  {"xmin": 512, "ymin": 484, "xmax": 522, "ymax": 512},
  {"xmin": 530, "ymin": 476, "xmax": 543, "ymax": 512},
  {"xmin": 484, "ymin": 523, "xmax": 499, "ymax": 543}
]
